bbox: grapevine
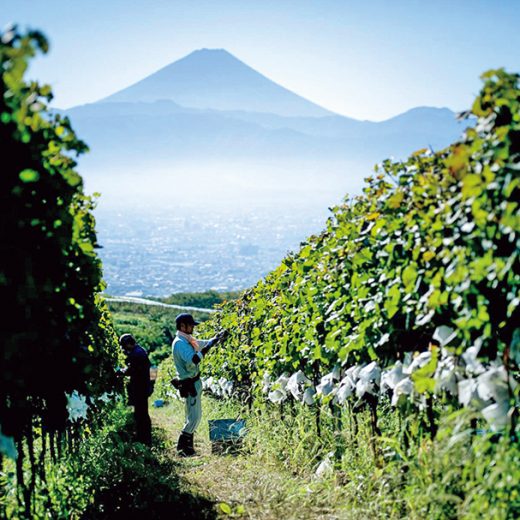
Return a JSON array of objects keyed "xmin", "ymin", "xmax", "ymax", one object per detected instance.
[
  {"xmin": 200, "ymin": 69, "xmax": 520, "ymax": 444},
  {"xmin": 0, "ymin": 27, "xmax": 120, "ymax": 517}
]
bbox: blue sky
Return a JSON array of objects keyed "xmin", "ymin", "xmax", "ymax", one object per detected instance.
[{"xmin": 2, "ymin": 0, "xmax": 519, "ymax": 120}]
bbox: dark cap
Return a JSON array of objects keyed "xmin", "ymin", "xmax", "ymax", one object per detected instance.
[
  {"xmin": 119, "ymin": 333, "xmax": 136, "ymax": 346},
  {"xmin": 175, "ymin": 313, "xmax": 200, "ymax": 328}
]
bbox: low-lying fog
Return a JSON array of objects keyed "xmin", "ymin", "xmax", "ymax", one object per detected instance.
[{"xmin": 82, "ymin": 159, "xmax": 370, "ymax": 296}]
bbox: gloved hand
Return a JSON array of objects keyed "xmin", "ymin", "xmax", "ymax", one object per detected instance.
[
  {"xmin": 217, "ymin": 330, "xmax": 230, "ymax": 342},
  {"xmin": 201, "ymin": 330, "xmax": 229, "ymax": 355},
  {"xmin": 206, "ymin": 337, "xmax": 218, "ymax": 349}
]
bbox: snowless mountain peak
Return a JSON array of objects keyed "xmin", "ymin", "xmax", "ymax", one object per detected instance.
[
  {"xmin": 179, "ymin": 48, "xmax": 238, "ymax": 63},
  {"xmin": 100, "ymin": 48, "xmax": 333, "ymax": 117},
  {"xmin": 189, "ymin": 48, "xmax": 232, "ymax": 55}
]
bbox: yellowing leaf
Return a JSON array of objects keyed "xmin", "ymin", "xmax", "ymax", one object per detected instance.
[
  {"xmin": 446, "ymin": 145, "xmax": 469, "ymax": 176},
  {"xmin": 300, "ymin": 245, "xmax": 312, "ymax": 259},
  {"xmin": 402, "ymin": 264, "xmax": 418, "ymax": 290},
  {"xmin": 461, "ymin": 174, "xmax": 483, "ymax": 198},
  {"xmin": 422, "ymin": 251, "xmax": 435, "ymax": 262},
  {"xmin": 219, "ymin": 502, "xmax": 232, "ymax": 515},
  {"xmin": 387, "ymin": 190, "xmax": 404, "ymax": 209}
]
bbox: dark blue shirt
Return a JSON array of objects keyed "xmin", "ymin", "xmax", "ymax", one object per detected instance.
[{"xmin": 125, "ymin": 344, "xmax": 151, "ymax": 404}]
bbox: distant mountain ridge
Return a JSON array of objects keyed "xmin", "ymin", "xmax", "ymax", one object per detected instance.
[
  {"xmin": 101, "ymin": 48, "xmax": 334, "ymax": 117},
  {"xmin": 66, "ymin": 99, "xmax": 463, "ymax": 166},
  {"xmin": 65, "ymin": 48, "xmax": 467, "ymax": 204}
]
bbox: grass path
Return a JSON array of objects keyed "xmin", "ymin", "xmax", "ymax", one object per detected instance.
[{"xmin": 151, "ymin": 400, "xmax": 350, "ymax": 520}]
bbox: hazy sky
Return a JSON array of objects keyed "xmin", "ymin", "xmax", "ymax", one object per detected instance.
[{"xmin": 2, "ymin": 0, "xmax": 519, "ymax": 120}]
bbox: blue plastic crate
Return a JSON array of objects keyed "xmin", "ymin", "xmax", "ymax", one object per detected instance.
[{"xmin": 208, "ymin": 418, "xmax": 246, "ymax": 442}]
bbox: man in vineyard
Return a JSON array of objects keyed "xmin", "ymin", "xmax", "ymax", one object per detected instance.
[
  {"xmin": 118, "ymin": 333, "xmax": 153, "ymax": 446},
  {"xmin": 172, "ymin": 313, "xmax": 228, "ymax": 456}
]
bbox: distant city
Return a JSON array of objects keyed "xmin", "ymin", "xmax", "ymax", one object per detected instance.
[{"xmin": 96, "ymin": 205, "xmax": 328, "ymax": 297}]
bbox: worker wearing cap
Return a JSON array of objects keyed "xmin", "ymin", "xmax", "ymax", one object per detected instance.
[
  {"xmin": 172, "ymin": 313, "xmax": 227, "ymax": 456},
  {"xmin": 118, "ymin": 333, "xmax": 152, "ymax": 446}
]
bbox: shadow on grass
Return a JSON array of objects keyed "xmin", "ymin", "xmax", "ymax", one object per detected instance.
[{"xmin": 81, "ymin": 421, "xmax": 217, "ymax": 520}]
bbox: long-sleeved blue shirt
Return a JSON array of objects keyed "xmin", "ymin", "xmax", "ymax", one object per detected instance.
[{"xmin": 172, "ymin": 333, "xmax": 210, "ymax": 380}]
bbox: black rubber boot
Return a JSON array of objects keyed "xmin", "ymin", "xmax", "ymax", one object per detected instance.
[
  {"xmin": 186, "ymin": 432, "xmax": 196, "ymax": 456},
  {"xmin": 177, "ymin": 431, "xmax": 195, "ymax": 457}
]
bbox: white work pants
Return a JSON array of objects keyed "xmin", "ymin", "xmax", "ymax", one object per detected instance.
[{"xmin": 182, "ymin": 379, "xmax": 202, "ymax": 434}]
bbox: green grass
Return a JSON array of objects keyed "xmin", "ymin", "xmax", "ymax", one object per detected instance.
[
  {"xmin": 152, "ymin": 398, "xmax": 353, "ymax": 520},
  {"xmin": 1, "ymin": 401, "xmax": 217, "ymax": 519},
  {"xmin": 152, "ymin": 394, "xmax": 520, "ymax": 520},
  {"xmin": 152, "ymin": 396, "xmax": 396, "ymax": 519},
  {"xmin": 4, "ymin": 394, "xmax": 517, "ymax": 519}
]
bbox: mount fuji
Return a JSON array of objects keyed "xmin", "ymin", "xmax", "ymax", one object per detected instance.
[
  {"xmin": 101, "ymin": 48, "xmax": 333, "ymax": 117},
  {"xmin": 63, "ymin": 49, "xmax": 466, "ymax": 206}
]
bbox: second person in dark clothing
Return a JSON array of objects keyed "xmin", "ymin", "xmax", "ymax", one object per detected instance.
[{"xmin": 119, "ymin": 333, "xmax": 152, "ymax": 446}]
